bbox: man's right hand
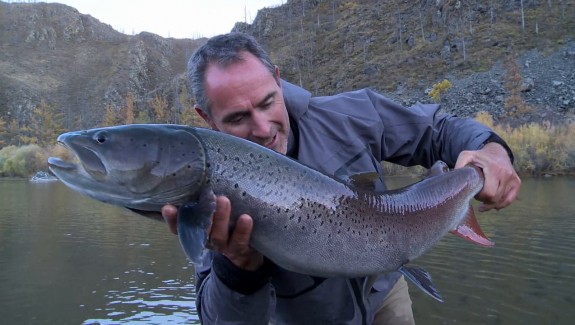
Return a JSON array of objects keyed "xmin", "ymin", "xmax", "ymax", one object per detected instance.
[{"xmin": 162, "ymin": 196, "xmax": 264, "ymax": 271}]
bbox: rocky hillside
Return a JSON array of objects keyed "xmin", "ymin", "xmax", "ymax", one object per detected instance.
[
  {"xmin": 237, "ymin": 0, "xmax": 575, "ymax": 123},
  {"xmin": 0, "ymin": 0, "xmax": 574, "ymax": 135},
  {"xmin": 0, "ymin": 1, "xmax": 205, "ymax": 129}
]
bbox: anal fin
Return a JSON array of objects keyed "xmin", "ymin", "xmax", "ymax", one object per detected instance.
[{"xmin": 399, "ymin": 265, "xmax": 443, "ymax": 302}]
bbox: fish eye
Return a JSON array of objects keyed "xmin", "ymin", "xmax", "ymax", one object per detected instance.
[{"xmin": 94, "ymin": 132, "xmax": 107, "ymax": 144}]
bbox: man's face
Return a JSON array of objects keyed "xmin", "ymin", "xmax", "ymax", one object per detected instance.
[{"xmin": 197, "ymin": 52, "xmax": 290, "ymax": 155}]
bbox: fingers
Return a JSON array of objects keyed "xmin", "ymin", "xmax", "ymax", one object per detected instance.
[
  {"xmin": 208, "ymin": 196, "xmax": 232, "ymax": 250},
  {"xmin": 223, "ymin": 215, "xmax": 264, "ymax": 271},
  {"xmin": 478, "ymin": 168, "xmax": 521, "ymax": 211},
  {"xmin": 162, "ymin": 204, "xmax": 179, "ymax": 234},
  {"xmin": 455, "ymin": 143, "xmax": 521, "ymax": 212},
  {"xmin": 230, "ymin": 215, "xmax": 255, "ymax": 250},
  {"xmin": 204, "ymin": 196, "xmax": 264, "ymax": 271}
]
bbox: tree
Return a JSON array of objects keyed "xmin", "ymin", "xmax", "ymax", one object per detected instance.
[
  {"xmin": 123, "ymin": 92, "xmax": 135, "ymax": 124},
  {"xmin": 504, "ymin": 57, "xmax": 532, "ymax": 116},
  {"xmin": 23, "ymin": 100, "xmax": 65, "ymax": 146},
  {"xmin": 150, "ymin": 93, "xmax": 169, "ymax": 123},
  {"xmin": 178, "ymin": 87, "xmax": 207, "ymax": 127},
  {"xmin": 0, "ymin": 117, "xmax": 7, "ymax": 147},
  {"xmin": 102, "ymin": 104, "xmax": 120, "ymax": 126},
  {"xmin": 520, "ymin": 0, "xmax": 526, "ymax": 32},
  {"xmin": 8, "ymin": 119, "xmax": 21, "ymax": 146}
]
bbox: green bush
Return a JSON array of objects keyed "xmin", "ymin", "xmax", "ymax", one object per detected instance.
[
  {"xmin": 0, "ymin": 146, "xmax": 18, "ymax": 175},
  {"xmin": 0, "ymin": 145, "xmax": 48, "ymax": 177}
]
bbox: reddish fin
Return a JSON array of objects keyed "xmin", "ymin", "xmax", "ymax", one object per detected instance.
[{"xmin": 450, "ymin": 205, "xmax": 495, "ymax": 247}]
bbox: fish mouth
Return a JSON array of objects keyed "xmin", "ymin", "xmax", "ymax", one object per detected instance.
[
  {"xmin": 48, "ymin": 138, "xmax": 107, "ymax": 178},
  {"xmin": 47, "ymin": 156, "xmax": 76, "ymax": 170}
]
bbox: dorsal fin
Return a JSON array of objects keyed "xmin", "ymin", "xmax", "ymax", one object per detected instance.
[
  {"xmin": 347, "ymin": 172, "xmax": 382, "ymax": 191},
  {"xmin": 426, "ymin": 161, "xmax": 450, "ymax": 177}
]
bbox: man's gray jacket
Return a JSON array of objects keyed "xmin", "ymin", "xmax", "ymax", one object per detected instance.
[{"xmin": 194, "ymin": 80, "xmax": 508, "ymax": 324}]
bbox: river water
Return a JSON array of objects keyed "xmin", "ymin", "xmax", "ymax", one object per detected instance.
[{"xmin": 0, "ymin": 177, "xmax": 574, "ymax": 324}]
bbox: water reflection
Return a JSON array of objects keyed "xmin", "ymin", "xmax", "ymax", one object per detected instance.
[
  {"xmin": 0, "ymin": 180, "xmax": 199, "ymax": 325},
  {"xmin": 83, "ymin": 275, "xmax": 197, "ymax": 324}
]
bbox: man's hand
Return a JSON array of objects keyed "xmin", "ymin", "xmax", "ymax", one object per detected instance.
[
  {"xmin": 162, "ymin": 196, "xmax": 264, "ymax": 271},
  {"xmin": 455, "ymin": 142, "xmax": 521, "ymax": 212}
]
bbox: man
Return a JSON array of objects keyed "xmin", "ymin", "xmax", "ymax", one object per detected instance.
[{"xmin": 162, "ymin": 32, "xmax": 520, "ymax": 324}]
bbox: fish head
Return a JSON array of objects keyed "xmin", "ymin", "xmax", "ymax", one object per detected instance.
[{"xmin": 48, "ymin": 124, "xmax": 209, "ymax": 211}]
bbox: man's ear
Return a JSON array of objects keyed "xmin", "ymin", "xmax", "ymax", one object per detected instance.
[{"xmin": 195, "ymin": 107, "xmax": 218, "ymax": 130}]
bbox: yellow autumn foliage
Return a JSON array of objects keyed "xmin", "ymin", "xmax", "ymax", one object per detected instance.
[{"xmin": 475, "ymin": 111, "xmax": 575, "ymax": 174}]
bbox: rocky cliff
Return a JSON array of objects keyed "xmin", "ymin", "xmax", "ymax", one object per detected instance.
[{"xmin": 0, "ymin": 1, "xmax": 204, "ymax": 129}]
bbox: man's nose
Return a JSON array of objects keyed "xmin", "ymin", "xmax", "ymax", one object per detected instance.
[{"xmin": 250, "ymin": 112, "xmax": 271, "ymax": 138}]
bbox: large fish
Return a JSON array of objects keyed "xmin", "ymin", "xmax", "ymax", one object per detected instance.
[{"xmin": 48, "ymin": 124, "xmax": 493, "ymax": 302}]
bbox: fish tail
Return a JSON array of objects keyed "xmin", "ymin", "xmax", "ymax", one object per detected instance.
[
  {"xmin": 450, "ymin": 205, "xmax": 495, "ymax": 247},
  {"xmin": 177, "ymin": 187, "xmax": 216, "ymax": 263}
]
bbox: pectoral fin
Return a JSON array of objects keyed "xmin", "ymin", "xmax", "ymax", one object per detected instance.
[{"xmin": 177, "ymin": 188, "xmax": 216, "ymax": 264}]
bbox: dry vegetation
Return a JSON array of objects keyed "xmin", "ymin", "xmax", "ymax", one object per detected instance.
[{"xmin": 476, "ymin": 111, "xmax": 575, "ymax": 175}]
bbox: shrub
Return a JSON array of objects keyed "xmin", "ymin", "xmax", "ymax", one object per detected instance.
[
  {"xmin": 0, "ymin": 145, "xmax": 48, "ymax": 177},
  {"xmin": 428, "ymin": 79, "xmax": 452, "ymax": 102},
  {"xmin": 475, "ymin": 111, "xmax": 575, "ymax": 175}
]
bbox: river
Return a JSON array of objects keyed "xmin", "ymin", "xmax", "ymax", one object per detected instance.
[{"xmin": 0, "ymin": 177, "xmax": 574, "ymax": 324}]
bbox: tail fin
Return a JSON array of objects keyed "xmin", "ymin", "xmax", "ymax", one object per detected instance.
[{"xmin": 450, "ymin": 205, "xmax": 495, "ymax": 247}]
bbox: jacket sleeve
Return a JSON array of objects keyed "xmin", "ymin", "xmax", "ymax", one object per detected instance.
[
  {"xmin": 195, "ymin": 252, "xmax": 275, "ymax": 324},
  {"xmin": 364, "ymin": 89, "xmax": 511, "ymax": 168}
]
